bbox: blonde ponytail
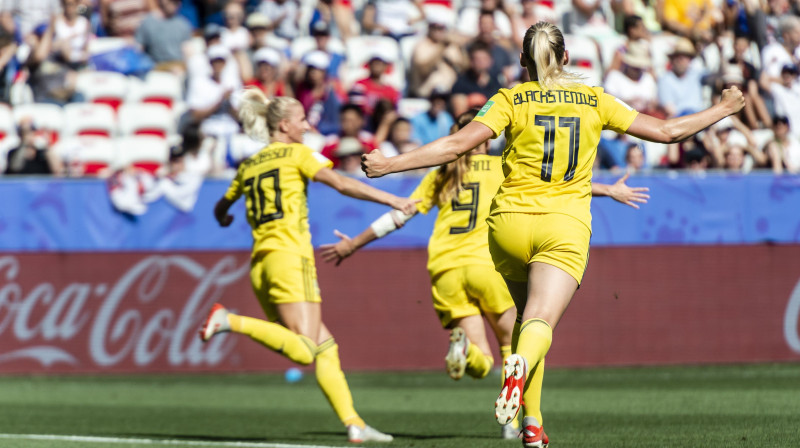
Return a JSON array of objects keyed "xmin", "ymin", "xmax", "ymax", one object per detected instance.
[
  {"xmin": 432, "ymin": 109, "xmax": 478, "ymax": 205},
  {"xmin": 238, "ymin": 88, "xmax": 303, "ymax": 142},
  {"xmin": 523, "ymin": 22, "xmax": 584, "ymax": 90}
]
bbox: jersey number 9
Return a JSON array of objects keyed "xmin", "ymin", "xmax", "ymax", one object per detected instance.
[{"xmin": 449, "ymin": 182, "xmax": 479, "ymax": 234}]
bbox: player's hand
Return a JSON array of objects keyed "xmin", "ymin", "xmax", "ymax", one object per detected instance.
[
  {"xmin": 721, "ymin": 85, "xmax": 746, "ymax": 115},
  {"xmin": 607, "ymin": 173, "xmax": 650, "ymax": 209},
  {"xmin": 320, "ymin": 230, "xmax": 355, "ymax": 266},
  {"xmin": 216, "ymin": 213, "xmax": 234, "ymax": 227},
  {"xmin": 361, "ymin": 149, "xmax": 390, "ymax": 178},
  {"xmin": 392, "ymin": 197, "xmax": 421, "ymax": 216}
]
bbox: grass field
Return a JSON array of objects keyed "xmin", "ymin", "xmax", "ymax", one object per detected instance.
[{"xmin": 1, "ymin": 363, "xmax": 799, "ymax": 448}]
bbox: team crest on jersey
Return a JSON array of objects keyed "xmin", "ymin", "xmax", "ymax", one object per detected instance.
[{"xmin": 477, "ymin": 101, "xmax": 495, "ymax": 117}]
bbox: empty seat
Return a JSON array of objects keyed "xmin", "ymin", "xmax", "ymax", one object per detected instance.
[
  {"xmin": 75, "ymin": 71, "xmax": 129, "ymax": 112},
  {"xmin": 115, "ymin": 136, "xmax": 170, "ymax": 174},
  {"xmin": 117, "ymin": 103, "xmax": 176, "ymax": 139},
  {"xmin": 63, "ymin": 103, "xmax": 117, "ymax": 138}
]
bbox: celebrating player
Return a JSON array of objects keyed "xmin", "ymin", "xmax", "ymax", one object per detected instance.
[
  {"xmin": 200, "ymin": 89, "xmax": 417, "ymax": 443},
  {"xmin": 361, "ymin": 22, "xmax": 745, "ymax": 447},
  {"xmin": 322, "ymin": 108, "xmax": 648, "ymax": 439}
]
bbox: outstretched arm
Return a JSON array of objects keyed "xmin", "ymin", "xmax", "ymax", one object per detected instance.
[
  {"xmin": 592, "ymin": 173, "xmax": 650, "ymax": 209},
  {"xmin": 626, "ymin": 87, "xmax": 746, "ymax": 143},
  {"xmin": 313, "ymin": 167, "xmax": 419, "ymax": 214},
  {"xmin": 320, "ymin": 208, "xmax": 417, "ymax": 265},
  {"xmin": 362, "ymin": 121, "xmax": 494, "ymax": 177}
]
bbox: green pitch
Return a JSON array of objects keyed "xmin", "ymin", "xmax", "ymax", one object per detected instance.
[{"xmin": 0, "ymin": 363, "xmax": 799, "ymax": 447}]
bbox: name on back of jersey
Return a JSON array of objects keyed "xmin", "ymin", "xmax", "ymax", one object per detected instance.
[{"xmin": 513, "ymin": 89, "xmax": 598, "ymax": 107}]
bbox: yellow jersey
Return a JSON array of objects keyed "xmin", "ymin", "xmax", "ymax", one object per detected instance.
[
  {"xmin": 473, "ymin": 82, "xmax": 639, "ymax": 231},
  {"xmin": 410, "ymin": 154, "xmax": 503, "ymax": 276},
  {"xmin": 224, "ymin": 142, "xmax": 333, "ymax": 258}
]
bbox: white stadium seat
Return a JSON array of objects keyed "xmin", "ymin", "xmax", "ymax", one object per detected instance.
[
  {"xmin": 344, "ymin": 35, "xmax": 406, "ymax": 92},
  {"xmin": 564, "ymin": 34, "xmax": 603, "ymax": 86},
  {"xmin": 139, "ymin": 71, "xmax": 184, "ymax": 109},
  {"xmin": 0, "ymin": 103, "xmax": 17, "ymax": 142},
  {"xmin": 117, "ymin": 103, "xmax": 176, "ymax": 139},
  {"xmin": 63, "ymin": 103, "xmax": 117, "ymax": 138},
  {"xmin": 75, "ymin": 70, "xmax": 129, "ymax": 112},
  {"xmin": 397, "ymin": 98, "xmax": 430, "ymax": 118},
  {"xmin": 54, "ymin": 137, "xmax": 117, "ymax": 176},
  {"xmin": 115, "ymin": 136, "xmax": 170, "ymax": 174}
]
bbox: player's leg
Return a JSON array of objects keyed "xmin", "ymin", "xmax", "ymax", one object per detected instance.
[
  {"xmin": 199, "ymin": 252, "xmax": 318, "ymax": 365},
  {"xmin": 315, "ymin": 322, "xmax": 392, "ymax": 443},
  {"xmin": 432, "ymin": 268, "xmax": 489, "ymax": 380}
]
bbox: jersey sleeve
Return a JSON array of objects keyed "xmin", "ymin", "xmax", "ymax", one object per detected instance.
[
  {"xmin": 597, "ymin": 91, "xmax": 640, "ymax": 133},
  {"xmin": 472, "ymin": 90, "xmax": 514, "ymax": 139},
  {"xmin": 224, "ymin": 166, "xmax": 244, "ymax": 202},
  {"xmin": 409, "ymin": 169, "xmax": 438, "ymax": 215},
  {"xmin": 297, "ymin": 145, "xmax": 333, "ymax": 179}
]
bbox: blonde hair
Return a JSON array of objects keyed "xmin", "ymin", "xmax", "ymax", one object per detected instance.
[
  {"xmin": 522, "ymin": 22, "xmax": 583, "ymax": 90},
  {"xmin": 237, "ymin": 88, "xmax": 302, "ymax": 142},
  {"xmin": 432, "ymin": 109, "xmax": 478, "ymax": 205}
]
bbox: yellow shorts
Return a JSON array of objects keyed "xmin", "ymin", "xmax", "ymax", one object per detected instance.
[
  {"xmin": 250, "ymin": 250, "xmax": 321, "ymax": 322},
  {"xmin": 430, "ymin": 265, "xmax": 515, "ymax": 328},
  {"xmin": 487, "ymin": 212, "xmax": 591, "ymax": 285}
]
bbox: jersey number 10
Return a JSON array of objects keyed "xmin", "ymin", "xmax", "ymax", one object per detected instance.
[
  {"xmin": 244, "ymin": 169, "xmax": 284, "ymax": 224},
  {"xmin": 535, "ymin": 115, "xmax": 580, "ymax": 182}
]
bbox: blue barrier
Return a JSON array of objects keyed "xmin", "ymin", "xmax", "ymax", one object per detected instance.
[{"xmin": 2, "ymin": 172, "xmax": 799, "ymax": 252}]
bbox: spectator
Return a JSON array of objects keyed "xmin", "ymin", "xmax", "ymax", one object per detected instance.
[
  {"xmin": 321, "ymin": 104, "xmax": 378, "ymax": 168},
  {"xmin": 333, "ymin": 136, "xmax": 366, "ymax": 176},
  {"xmin": 0, "ymin": 26, "xmax": 16, "ymax": 104},
  {"xmin": 509, "ymin": 0, "xmax": 559, "ymax": 42},
  {"xmin": 604, "ymin": 40, "xmax": 659, "ymax": 114},
  {"xmin": 408, "ymin": 16, "xmax": 464, "ymax": 98},
  {"xmin": 54, "ymin": 0, "xmax": 92, "ymax": 68},
  {"xmin": 605, "ymin": 14, "xmax": 651, "ymax": 76},
  {"xmin": 294, "ymin": 50, "xmax": 346, "ymax": 135},
  {"xmin": 379, "ymin": 116, "xmax": 417, "ymax": 157},
  {"xmin": 760, "ymin": 15, "xmax": 800, "ymax": 89},
  {"xmin": 305, "ymin": 21, "xmax": 345, "ymax": 80},
  {"xmin": 221, "ymin": 2, "xmax": 250, "ymax": 52},
  {"xmin": 135, "ymin": 0, "xmax": 192, "ymax": 73},
  {"xmin": 409, "ymin": 89, "xmax": 454, "ymax": 145},
  {"xmin": 456, "ymin": 0, "xmax": 512, "ymax": 40},
  {"xmin": 258, "ymin": 0, "xmax": 299, "ymax": 41},
  {"xmin": 766, "ymin": 115, "xmax": 800, "ymax": 174},
  {"xmin": 349, "ymin": 53, "xmax": 401, "ymax": 119},
  {"xmin": 0, "ymin": 0, "xmax": 62, "ymax": 39},
  {"xmin": 566, "ymin": 0, "xmax": 613, "ymax": 33},
  {"xmin": 309, "ymin": 0, "xmax": 356, "ymax": 40},
  {"xmin": 472, "ymin": 11, "xmax": 516, "ymax": 84},
  {"xmin": 769, "ymin": 64, "xmax": 800, "ymax": 140},
  {"xmin": 187, "ymin": 23, "xmax": 244, "ymax": 89},
  {"xmin": 727, "ymin": 36, "xmax": 772, "ymax": 129},
  {"xmin": 657, "ymin": 38, "xmax": 706, "ymax": 118},
  {"xmin": 660, "ymin": 0, "xmax": 719, "ymax": 44},
  {"xmin": 625, "ymin": 142, "xmax": 646, "ymax": 172},
  {"xmin": 450, "ymin": 42, "xmax": 503, "ymax": 117},
  {"xmin": 24, "ymin": 19, "xmax": 81, "ymax": 105},
  {"xmin": 245, "ymin": 47, "xmax": 291, "ymax": 98},
  {"xmin": 5, "ymin": 118, "xmax": 59, "ymax": 175},
  {"xmin": 362, "ymin": 0, "xmax": 424, "ymax": 40},
  {"xmin": 99, "ymin": 0, "xmax": 153, "ymax": 38},
  {"xmin": 186, "ymin": 45, "xmax": 239, "ymax": 145},
  {"xmin": 245, "ymin": 12, "xmax": 287, "ymax": 52}
]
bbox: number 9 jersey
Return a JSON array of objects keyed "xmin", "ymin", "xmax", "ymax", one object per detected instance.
[
  {"xmin": 224, "ymin": 142, "xmax": 333, "ymax": 259},
  {"xmin": 473, "ymin": 83, "xmax": 639, "ymax": 232},
  {"xmin": 410, "ymin": 154, "xmax": 503, "ymax": 277}
]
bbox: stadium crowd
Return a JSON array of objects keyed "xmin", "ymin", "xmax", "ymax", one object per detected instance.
[{"xmin": 2, "ymin": 0, "xmax": 800, "ymax": 180}]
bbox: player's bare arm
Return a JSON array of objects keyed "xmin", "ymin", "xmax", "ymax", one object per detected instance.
[
  {"xmin": 591, "ymin": 173, "xmax": 650, "ymax": 209},
  {"xmin": 362, "ymin": 121, "xmax": 494, "ymax": 178},
  {"xmin": 313, "ymin": 167, "xmax": 419, "ymax": 214}
]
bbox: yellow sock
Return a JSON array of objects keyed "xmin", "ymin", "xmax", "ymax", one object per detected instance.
[
  {"xmin": 315, "ymin": 338, "xmax": 364, "ymax": 428},
  {"xmin": 227, "ymin": 314, "xmax": 316, "ymax": 365},
  {"xmin": 516, "ymin": 318, "xmax": 552, "ymax": 427},
  {"xmin": 464, "ymin": 343, "xmax": 493, "ymax": 379}
]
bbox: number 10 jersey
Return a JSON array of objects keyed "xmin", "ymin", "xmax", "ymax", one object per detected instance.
[
  {"xmin": 224, "ymin": 142, "xmax": 333, "ymax": 259},
  {"xmin": 473, "ymin": 82, "xmax": 639, "ymax": 232}
]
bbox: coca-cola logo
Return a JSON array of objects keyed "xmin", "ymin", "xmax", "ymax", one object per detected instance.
[
  {"xmin": 0, "ymin": 255, "xmax": 250, "ymax": 369},
  {"xmin": 784, "ymin": 276, "xmax": 800, "ymax": 354}
]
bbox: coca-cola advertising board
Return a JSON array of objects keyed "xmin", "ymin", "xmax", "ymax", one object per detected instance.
[{"xmin": 1, "ymin": 245, "xmax": 799, "ymax": 374}]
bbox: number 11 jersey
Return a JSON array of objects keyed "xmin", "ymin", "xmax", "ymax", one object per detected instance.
[
  {"xmin": 473, "ymin": 82, "xmax": 639, "ymax": 232},
  {"xmin": 224, "ymin": 142, "xmax": 333, "ymax": 258}
]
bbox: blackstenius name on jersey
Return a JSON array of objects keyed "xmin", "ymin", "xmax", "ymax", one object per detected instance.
[{"xmin": 513, "ymin": 90, "xmax": 598, "ymax": 107}]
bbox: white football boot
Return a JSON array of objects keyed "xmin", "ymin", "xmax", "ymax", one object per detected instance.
[
  {"xmin": 347, "ymin": 424, "xmax": 393, "ymax": 443},
  {"xmin": 444, "ymin": 327, "xmax": 469, "ymax": 380},
  {"xmin": 199, "ymin": 303, "xmax": 231, "ymax": 342}
]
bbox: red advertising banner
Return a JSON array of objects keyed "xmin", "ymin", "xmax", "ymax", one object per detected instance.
[{"xmin": 1, "ymin": 246, "xmax": 799, "ymax": 374}]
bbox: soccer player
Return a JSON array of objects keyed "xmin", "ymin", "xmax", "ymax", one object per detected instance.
[
  {"xmin": 361, "ymin": 22, "xmax": 745, "ymax": 448},
  {"xmin": 200, "ymin": 89, "xmax": 418, "ymax": 443},
  {"xmin": 321, "ymin": 108, "xmax": 648, "ymax": 439}
]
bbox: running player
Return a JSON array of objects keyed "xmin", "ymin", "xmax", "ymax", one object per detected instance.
[
  {"xmin": 361, "ymin": 22, "xmax": 745, "ymax": 447},
  {"xmin": 200, "ymin": 89, "xmax": 417, "ymax": 443},
  {"xmin": 322, "ymin": 109, "xmax": 648, "ymax": 439}
]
